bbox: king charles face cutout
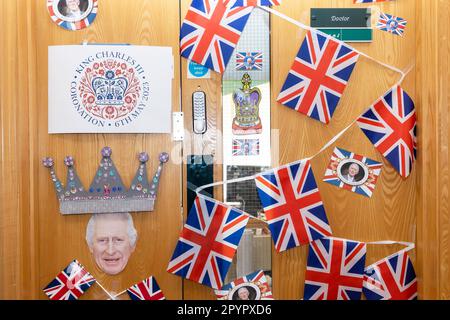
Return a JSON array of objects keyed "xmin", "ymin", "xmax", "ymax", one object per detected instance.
[{"xmin": 86, "ymin": 212, "xmax": 137, "ymax": 275}]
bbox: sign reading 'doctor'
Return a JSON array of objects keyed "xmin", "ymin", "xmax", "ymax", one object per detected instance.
[
  {"xmin": 48, "ymin": 45, "xmax": 173, "ymax": 133},
  {"xmin": 311, "ymin": 8, "xmax": 372, "ymax": 42}
]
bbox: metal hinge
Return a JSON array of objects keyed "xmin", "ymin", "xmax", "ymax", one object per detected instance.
[{"xmin": 172, "ymin": 112, "xmax": 184, "ymax": 141}]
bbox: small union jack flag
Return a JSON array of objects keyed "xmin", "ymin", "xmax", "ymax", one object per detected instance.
[
  {"xmin": 230, "ymin": 0, "xmax": 282, "ymax": 8},
  {"xmin": 167, "ymin": 196, "xmax": 249, "ymax": 289},
  {"xmin": 377, "ymin": 13, "xmax": 407, "ymax": 37},
  {"xmin": 43, "ymin": 260, "xmax": 96, "ymax": 300},
  {"xmin": 304, "ymin": 238, "xmax": 367, "ymax": 300},
  {"xmin": 127, "ymin": 276, "xmax": 165, "ymax": 301},
  {"xmin": 215, "ymin": 270, "xmax": 273, "ymax": 300},
  {"xmin": 236, "ymin": 52, "xmax": 263, "ymax": 71},
  {"xmin": 363, "ymin": 250, "xmax": 417, "ymax": 300},
  {"xmin": 180, "ymin": 0, "xmax": 254, "ymax": 73},
  {"xmin": 277, "ymin": 30, "xmax": 359, "ymax": 124},
  {"xmin": 232, "ymin": 139, "xmax": 260, "ymax": 156},
  {"xmin": 357, "ymin": 86, "xmax": 417, "ymax": 178},
  {"xmin": 255, "ymin": 160, "xmax": 332, "ymax": 252},
  {"xmin": 323, "ymin": 147, "xmax": 383, "ymax": 198}
]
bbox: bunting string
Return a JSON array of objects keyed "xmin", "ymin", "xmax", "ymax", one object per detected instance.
[{"xmin": 260, "ymin": 6, "xmax": 407, "ymax": 82}]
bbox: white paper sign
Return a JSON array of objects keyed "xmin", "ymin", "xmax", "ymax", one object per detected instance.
[{"xmin": 48, "ymin": 45, "xmax": 173, "ymax": 133}]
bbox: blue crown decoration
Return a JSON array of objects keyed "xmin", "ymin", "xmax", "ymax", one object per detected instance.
[
  {"xmin": 92, "ymin": 70, "xmax": 129, "ymax": 105},
  {"xmin": 42, "ymin": 147, "xmax": 169, "ymax": 215}
]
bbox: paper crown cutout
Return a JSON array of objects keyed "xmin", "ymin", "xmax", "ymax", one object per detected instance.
[{"xmin": 42, "ymin": 147, "xmax": 169, "ymax": 215}]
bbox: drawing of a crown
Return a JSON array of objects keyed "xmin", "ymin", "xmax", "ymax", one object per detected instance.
[
  {"xmin": 92, "ymin": 71, "xmax": 129, "ymax": 105},
  {"xmin": 42, "ymin": 147, "xmax": 169, "ymax": 215},
  {"xmin": 233, "ymin": 73, "xmax": 262, "ymax": 126}
]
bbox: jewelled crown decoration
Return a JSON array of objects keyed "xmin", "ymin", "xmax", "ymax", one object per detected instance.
[
  {"xmin": 42, "ymin": 147, "xmax": 169, "ymax": 215},
  {"xmin": 232, "ymin": 73, "xmax": 262, "ymax": 135}
]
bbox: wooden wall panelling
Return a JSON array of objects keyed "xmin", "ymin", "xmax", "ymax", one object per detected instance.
[
  {"xmin": 1, "ymin": 0, "xmax": 449, "ymax": 300},
  {"xmin": 27, "ymin": 0, "xmax": 182, "ymax": 299},
  {"xmin": 0, "ymin": 0, "xmax": 37, "ymax": 299},
  {"xmin": 180, "ymin": 0, "xmax": 223, "ymax": 301},
  {"xmin": 271, "ymin": 0, "xmax": 417, "ymax": 299},
  {"xmin": 416, "ymin": 0, "xmax": 450, "ymax": 300}
]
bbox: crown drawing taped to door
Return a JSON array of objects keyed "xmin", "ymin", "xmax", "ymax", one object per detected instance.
[{"xmin": 42, "ymin": 147, "xmax": 169, "ymax": 215}]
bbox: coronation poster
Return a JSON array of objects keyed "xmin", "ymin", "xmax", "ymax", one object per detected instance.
[{"xmin": 48, "ymin": 45, "xmax": 173, "ymax": 133}]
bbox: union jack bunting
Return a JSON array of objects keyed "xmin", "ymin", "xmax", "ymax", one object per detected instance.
[
  {"xmin": 236, "ymin": 52, "xmax": 263, "ymax": 71},
  {"xmin": 304, "ymin": 238, "xmax": 367, "ymax": 300},
  {"xmin": 232, "ymin": 139, "xmax": 260, "ymax": 156},
  {"xmin": 277, "ymin": 30, "xmax": 359, "ymax": 124},
  {"xmin": 127, "ymin": 276, "xmax": 165, "ymax": 301},
  {"xmin": 357, "ymin": 86, "xmax": 417, "ymax": 178},
  {"xmin": 363, "ymin": 250, "xmax": 417, "ymax": 300},
  {"xmin": 180, "ymin": 0, "xmax": 254, "ymax": 73},
  {"xmin": 230, "ymin": 0, "xmax": 282, "ymax": 8},
  {"xmin": 377, "ymin": 13, "xmax": 407, "ymax": 37},
  {"xmin": 214, "ymin": 270, "xmax": 274, "ymax": 300},
  {"xmin": 323, "ymin": 147, "xmax": 383, "ymax": 198},
  {"xmin": 255, "ymin": 160, "xmax": 332, "ymax": 252},
  {"xmin": 43, "ymin": 260, "xmax": 96, "ymax": 300},
  {"xmin": 167, "ymin": 196, "xmax": 249, "ymax": 289}
]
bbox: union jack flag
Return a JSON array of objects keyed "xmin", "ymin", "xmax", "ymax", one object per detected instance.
[
  {"xmin": 215, "ymin": 270, "xmax": 274, "ymax": 300},
  {"xmin": 43, "ymin": 260, "xmax": 96, "ymax": 300},
  {"xmin": 323, "ymin": 147, "xmax": 383, "ymax": 198},
  {"xmin": 357, "ymin": 85, "xmax": 417, "ymax": 178},
  {"xmin": 127, "ymin": 276, "xmax": 165, "ymax": 301},
  {"xmin": 277, "ymin": 30, "xmax": 359, "ymax": 124},
  {"xmin": 232, "ymin": 139, "xmax": 260, "ymax": 156},
  {"xmin": 180, "ymin": 0, "xmax": 254, "ymax": 73},
  {"xmin": 377, "ymin": 13, "xmax": 407, "ymax": 37},
  {"xmin": 167, "ymin": 196, "xmax": 249, "ymax": 289},
  {"xmin": 255, "ymin": 160, "xmax": 332, "ymax": 252},
  {"xmin": 363, "ymin": 250, "xmax": 417, "ymax": 300},
  {"xmin": 236, "ymin": 52, "xmax": 263, "ymax": 71},
  {"xmin": 230, "ymin": 0, "xmax": 282, "ymax": 8},
  {"xmin": 304, "ymin": 238, "xmax": 367, "ymax": 300}
]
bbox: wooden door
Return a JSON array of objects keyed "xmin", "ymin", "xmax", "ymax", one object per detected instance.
[{"xmin": 0, "ymin": 0, "xmax": 183, "ymax": 299}]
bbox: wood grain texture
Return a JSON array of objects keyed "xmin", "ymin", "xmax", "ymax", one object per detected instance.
[
  {"xmin": 271, "ymin": 0, "xmax": 417, "ymax": 299},
  {"xmin": 1, "ymin": 0, "xmax": 183, "ymax": 299}
]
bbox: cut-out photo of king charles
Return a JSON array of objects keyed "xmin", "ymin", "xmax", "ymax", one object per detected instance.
[{"xmin": 85, "ymin": 212, "xmax": 137, "ymax": 276}]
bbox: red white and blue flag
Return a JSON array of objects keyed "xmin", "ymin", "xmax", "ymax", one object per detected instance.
[
  {"xmin": 127, "ymin": 276, "xmax": 165, "ymax": 301},
  {"xmin": 180, "ymin": 0, "xmax": 254, "ymax": 73},
  {"xmin": 323, "ymin": 147, "xmax": 383, "ymax": 198},
  {"xmin": 43, "ymin": 260, "xmax": 96, "ymax": 300},
  {"xmin": 167, "ymin": 196, "xmax": 249, "ymax": 289},
  {"xmin": 363, "ymin": 250, "xmax": 417, "ymax": 300},
  {"xmin": 277, "ymin": 30, "xmax": 359, "ymax": 124},
  {"xmin": 304, "ymin": 238, "xmax": 367, "ymax": 300},
  {"xmin": 377, "ymin": 13, "xmax": 407, "ymax": 37},
  {"xmin": 232, "ymin": 139, "xmax": 260, "ymax": 156},
  {"xmin": 230, "ymin": 0, "xmax": 282, "ymax": 8},
  {"xmin": 236, "ymin": 52, "xmax": 263, "ymax": 71},
  {"xmin": 255, "ymin": 160, "xmax": 332, "ymax": 252},
  {"xmin": 214, "ymin": 270, "xmax": 274, "ymax": 300},
  {"xmin": 357, "ymin": 86, "xmax": 417, "ymax": 178}
]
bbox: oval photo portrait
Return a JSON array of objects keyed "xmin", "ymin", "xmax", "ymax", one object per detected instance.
[
  {"xmin": 337, "ymin": 159, "xmax": 369, "ymax": 186},
  {"xmin": 229, "ymin": 283, "xmax": 261, "ymax": 300}
]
